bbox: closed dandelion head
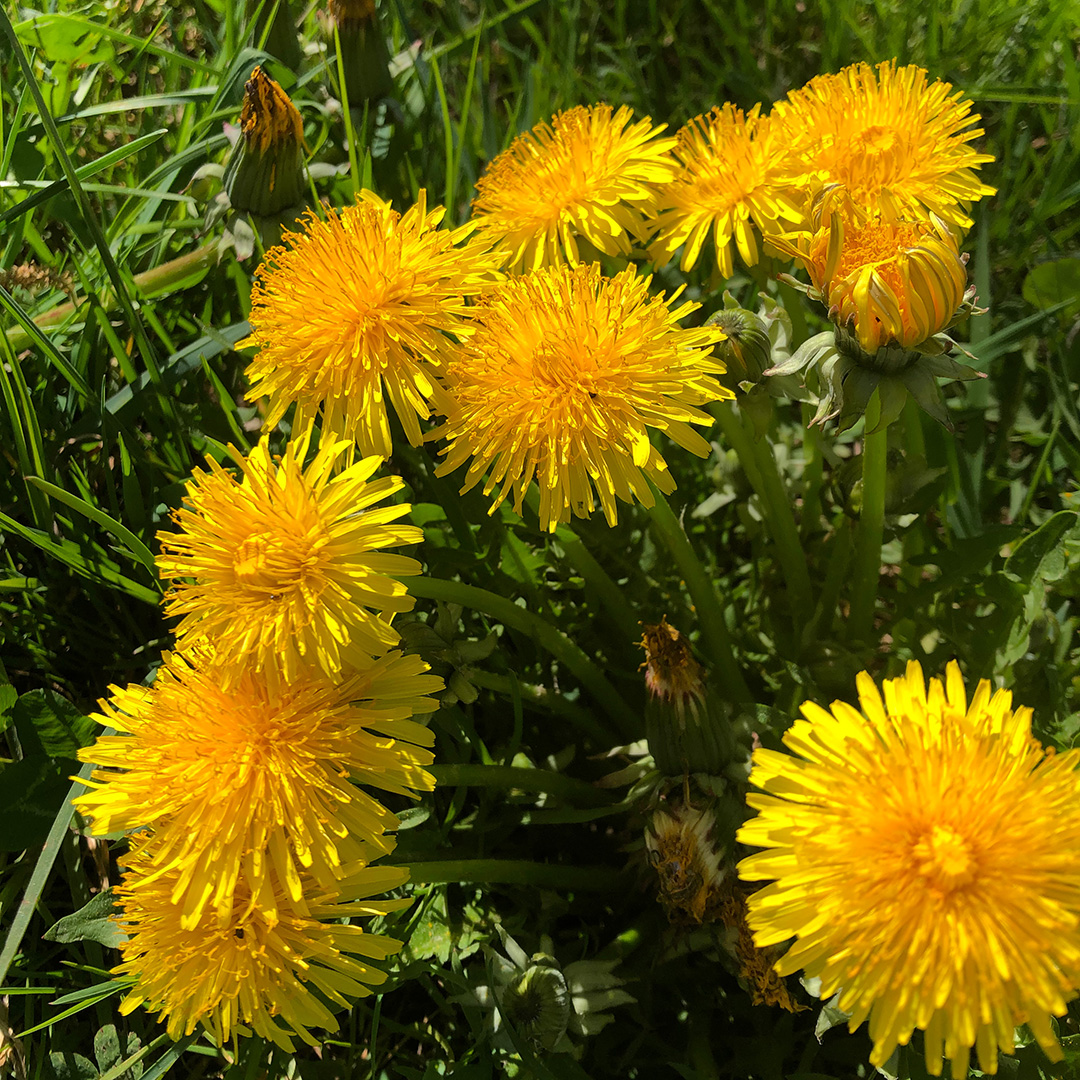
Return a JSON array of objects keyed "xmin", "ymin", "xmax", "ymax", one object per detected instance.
[
  {"xmin": 435, "ymin": 264, "xmax": 731, "ymax": 532},
  {"xmin": 770, "ymin": 202, "xmax": 982, "ymax": 430},
  {"xmin": 75, "ymin": 646, "xmax": 440, "ymax": 926},
  {"xmin": 158, "ymin": 437, "xmax": 421, "ymax": 684},
  {"xmin": 806, "ymin": 202, "xmax": 969, "ymax": 353},
  {"xmin": 471, "ymin": 104, "xmax": 677, "ymax": 273},
  {"xmin": 737, "ymin": 660, "xmax": 1080, "ymax": 1078},
  {"xmin": 223, "ymin": 66, "xmax": 307, "ymax": 218},
  {"xmin": 776, "ymin": 61, "xmax": 995, "ymax": 228},
  {"xmin": 242, "ymin": 190, "xmax": 502, "ymax": 456},
  {"xmin": 113, "ymin": 837, "xmax": 409, "ymax": 1051},
  {"xmin": 648, "ymin": 104, "xmax": 804, "ymax": 275}
]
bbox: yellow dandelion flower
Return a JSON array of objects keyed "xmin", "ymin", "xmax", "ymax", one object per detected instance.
[
  {"xmin": 157, "ymin": 436, "xmax": 420, "ymax": 683},
  {"xmin": 648, "ymin": 104, "xmax": 805, "ymax": 275},
  {"xmin": 113, "ymin": 836, "xmax": 409, "ymax": 1051},
  {"xmin": 795, "ymin": 203, "xmax": 968, "ymax": 352},
  {"xmin": 775, "ymin": 61, "xmax": 995, "ymax": 228},
  {"xmin": 737, "ymin": 660, "xmax": 1080, "ymax": 1078},
  {"xmin": 434, "ymin": 264, "xmax": 731, "ymax": 532},
  {"xmin": 75, "ymin": 646, "xmax": 440, "ymax": 926},
  {"xmin": 471, "ymin": 104, "xmax": 677, "ymax": 273},
  {"xmin": 241, "ymin": 189, "xmax": 502, "ymax": 456}
]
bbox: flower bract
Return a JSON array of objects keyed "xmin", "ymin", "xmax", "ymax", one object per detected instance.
[
  {"xmin": 471, "ymin": 104, "xmax": 676, "ymax": 272},
  {"xmin": 158, "ymin": 437, "xmax": 421, "ymax": 684},
  {"xmin": 737, "ymin": 660, "xmax": 1080, "ymax": 1078},
  {"xmin": 434, "ymin": 264, "xmax": 731, "ymax": 531},
  {"xmin": 241, "ymin": 190, "xmax": 502, "ymax": 455},
  {"xmin": 775, "ymin": 61, "xmax": 995, "ymax": 228},
  {"xmin": 75, "ymin": 646, "xmax": 440, "ymax": 926},
  {"xmin": 648, "ymin": 104, "xmax": 804, "ymax": 275},
  {"xmin": 113, "ymin": 837, "xmax": 409, "ymax": 1051}
]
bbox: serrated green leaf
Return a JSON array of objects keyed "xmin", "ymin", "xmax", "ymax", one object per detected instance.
[{"xmin": 44, "ymin": 890, "xmax": 125, "ymax": 948}]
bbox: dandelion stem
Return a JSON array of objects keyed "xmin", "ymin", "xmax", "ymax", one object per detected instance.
[
  {"xmin": 644, "ymin": 487, "xmax": 751, "ymax": 702},
  {"xmin": 554, "ymin": 524, "xmax": 640, "ymax": 644},
  {"xmin": 406, "ymin": 576, "xmax": 639, "ymax": 741},
  {"xmin": 406, "ymin": 859, "xmax": 621, "ymax": 890},
  {"xmin": 850, "ymin": 391, "xmax": 888, "ymax": 641},
  {"xmin": 711, "ymin": 401, "xmax": 814, "ymax": 619},
  {"xmin": 429, "ymin": 764, "xmax": 617, "ymax": 806}
]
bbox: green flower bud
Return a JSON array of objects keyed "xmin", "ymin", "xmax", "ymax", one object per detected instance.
[
  {"xmin": 640, "ymin": 618, "xmax": 739, "ymax": 775},
  {"xmin": 327, "ymin": 0, "xmax": 394, "ymax": 105},
  {"xmin": 706, "ymin": 292, "xmax": 773, "ymax": 389},
  {"xmin": 223, "ymin": 67, "xmax": 307, "ymax": 218}
]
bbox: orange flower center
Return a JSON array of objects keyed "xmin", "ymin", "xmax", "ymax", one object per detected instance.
[{"xmin": 912, "ymin": 823, "xmax": 975, "ymax": 893}]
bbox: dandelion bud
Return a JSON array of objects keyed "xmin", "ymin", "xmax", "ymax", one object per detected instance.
[
  {"xmin": 223, "ymin": 67, "xmax": 306, "ymax": 218},
  {"xmin": 498, "ymin": 956, "xmax": 572, "ymax": 1052},
  {"xmin": 327, "ymin": 0, "xmax": 393, "ymax": 105},
  {"xmin": 706, "ymin": 293, "xmax": 773, "ymax": 388},
  {"xmin": 640, "ymin": 618, "xmax": 735, "ymax": 775}
]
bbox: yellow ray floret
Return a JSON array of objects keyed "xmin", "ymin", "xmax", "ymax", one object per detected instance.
[
  {"xmin": 158, "ymin": 436, "xmax": 421, "ymax": 685},
  {"xmin": 113, "ymin": 836, "xmax": 410, "ymax": 1051},
  {"xmin": 75, "ymin": 646, "xmax": 440, "ymax": 927},
  {"xmin": 241, "ymin": 189, "xmax": 503, "ymax": 456},
  {"xmin": 738, "ymin": 660, "xmax": 1080, "ymax": 1078},
  {"xmin": 435, "ymin": 264, "xmax": 731, "ymax": 532},
  {"xmin": 774, "ymin": 60, "xmax": 995, "ymax": 228},
  {"xmin": 648, "ymin": 103, "xmax": 805, "ymax": 276},
  {"xmin": 471, "ymin": 103, "xmax": 677, "ymax": 273}
]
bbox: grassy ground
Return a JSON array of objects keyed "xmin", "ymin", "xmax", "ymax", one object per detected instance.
[{"xmin": 2, "ymin": 1, "xmax": 1079, "ymax": 1078}]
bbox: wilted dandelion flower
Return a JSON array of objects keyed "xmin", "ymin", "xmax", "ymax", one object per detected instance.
[
  {"xmin": 471, "ymin": 104, "xmax": 677, "ymax": 272},
  {"xmin": 435, "ymin": 264, "xmax": 731, "ymax": 531},
  {"xmin": 648, "ymin": 104, "xmax": 804, "ymax": 275},
  {"xmin": 113, "ymin": 837, "xmax": 409, "ymax": 1051},
  {"xmin": 75, "ymin": 646, "xmax": 440, "ymax": 926},
  {"xmin": 737, "ymin": 660, "xmax": 1080, "ymax": 1078},
  {"xmin": 797, "ymin": 202, "xmax": 969, "ymax": 353},
  {"xmin": 242, "ymin": 189, "xmax": 502, "ymax": 456},
  {"xmin": 158, "ymin": 437, "xmax": 420, "ymax": 684},
  {"xmin": 223, "ymin": 66, "xmax": 306, "ymax": 218},
  {"xmin": 776, "ymin": 61, "xmax": 995, "ymax": 228}
]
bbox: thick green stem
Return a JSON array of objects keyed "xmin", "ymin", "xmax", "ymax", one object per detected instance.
[
  {"xmin": 407, "ymin": 575, "xmax": 639, "ymax": 741},
  {"xmin": 429, "ymin": 764, "xmax": 616, "ymax": 806},
  {"xmin": 644, "ymin": 486, "xmax": 752, "ymax": 702},
  {"xmin": 850, "ymin": 392, "xmax": 889, "ymax": 641},
  {"xmin": 712, "ymin": 401, "xmax": 813, "ymax": 617},
  {"xmin": 5, "ymin": 243, "xmax": 218, "ymax": 352},
  {"xmin": 406, "ymin": 859, "xmax": 621, "ymax": 890}
]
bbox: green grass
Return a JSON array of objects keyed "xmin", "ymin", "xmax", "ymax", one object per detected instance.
[{"xmin": 2, "ymin": 1, "xmax": 1079, "ymax": 1078}]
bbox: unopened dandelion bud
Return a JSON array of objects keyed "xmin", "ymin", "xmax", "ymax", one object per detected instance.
[
  {"xmin": 640, "ymin": 617, "xmax": 734, "ymax": 775},
  {"xmin": 498, "ymin": 956, "xmax": 572, "ymax": 1052},
  {"xmin": 327, "ymin": 0, "xmax": 393, "ymax": 105},
  {"xmin": 706, "ymin": 293, "xmax": 772, "ymax": 388},
  {"xmin": 224, "ymin": 67, "xmax": 306, "ymax": 217}
]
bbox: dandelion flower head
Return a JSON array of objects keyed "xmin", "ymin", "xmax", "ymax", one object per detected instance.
[
  {"xmin": 776, "ymin": 61, "xmax": 995, "ymax": 229},
  {"xmin": 113, "ymin": 836, "xmax": 410, "ymax": 1051},
  {"xmin": 75, "ymin": 646, "xmax": 440, "ymax": 926},
  {"xmin": 435, "ymin": 264, "xmax": 731, "ymax": 532},
  {"xmin": 648, "ymin": 103, "xmax": 805, "ymax": 276},
  {"xmin": 471, "ymin": 104, "xmax": 677, "ymax": 273},
  {"xmin": 794, "ymin": 201, "xmax": 968, "ymax": 352},
  {"xmin": 158, "ymin": 436, "xmax": 421, "ymax": 685},
  {"xmin": 737, "ymin": 660, "xmax": 1080, "ymax": 1078},
  {"xmin": 242, "ymin": 189, "xmax": 503, "ymax": 456}
]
